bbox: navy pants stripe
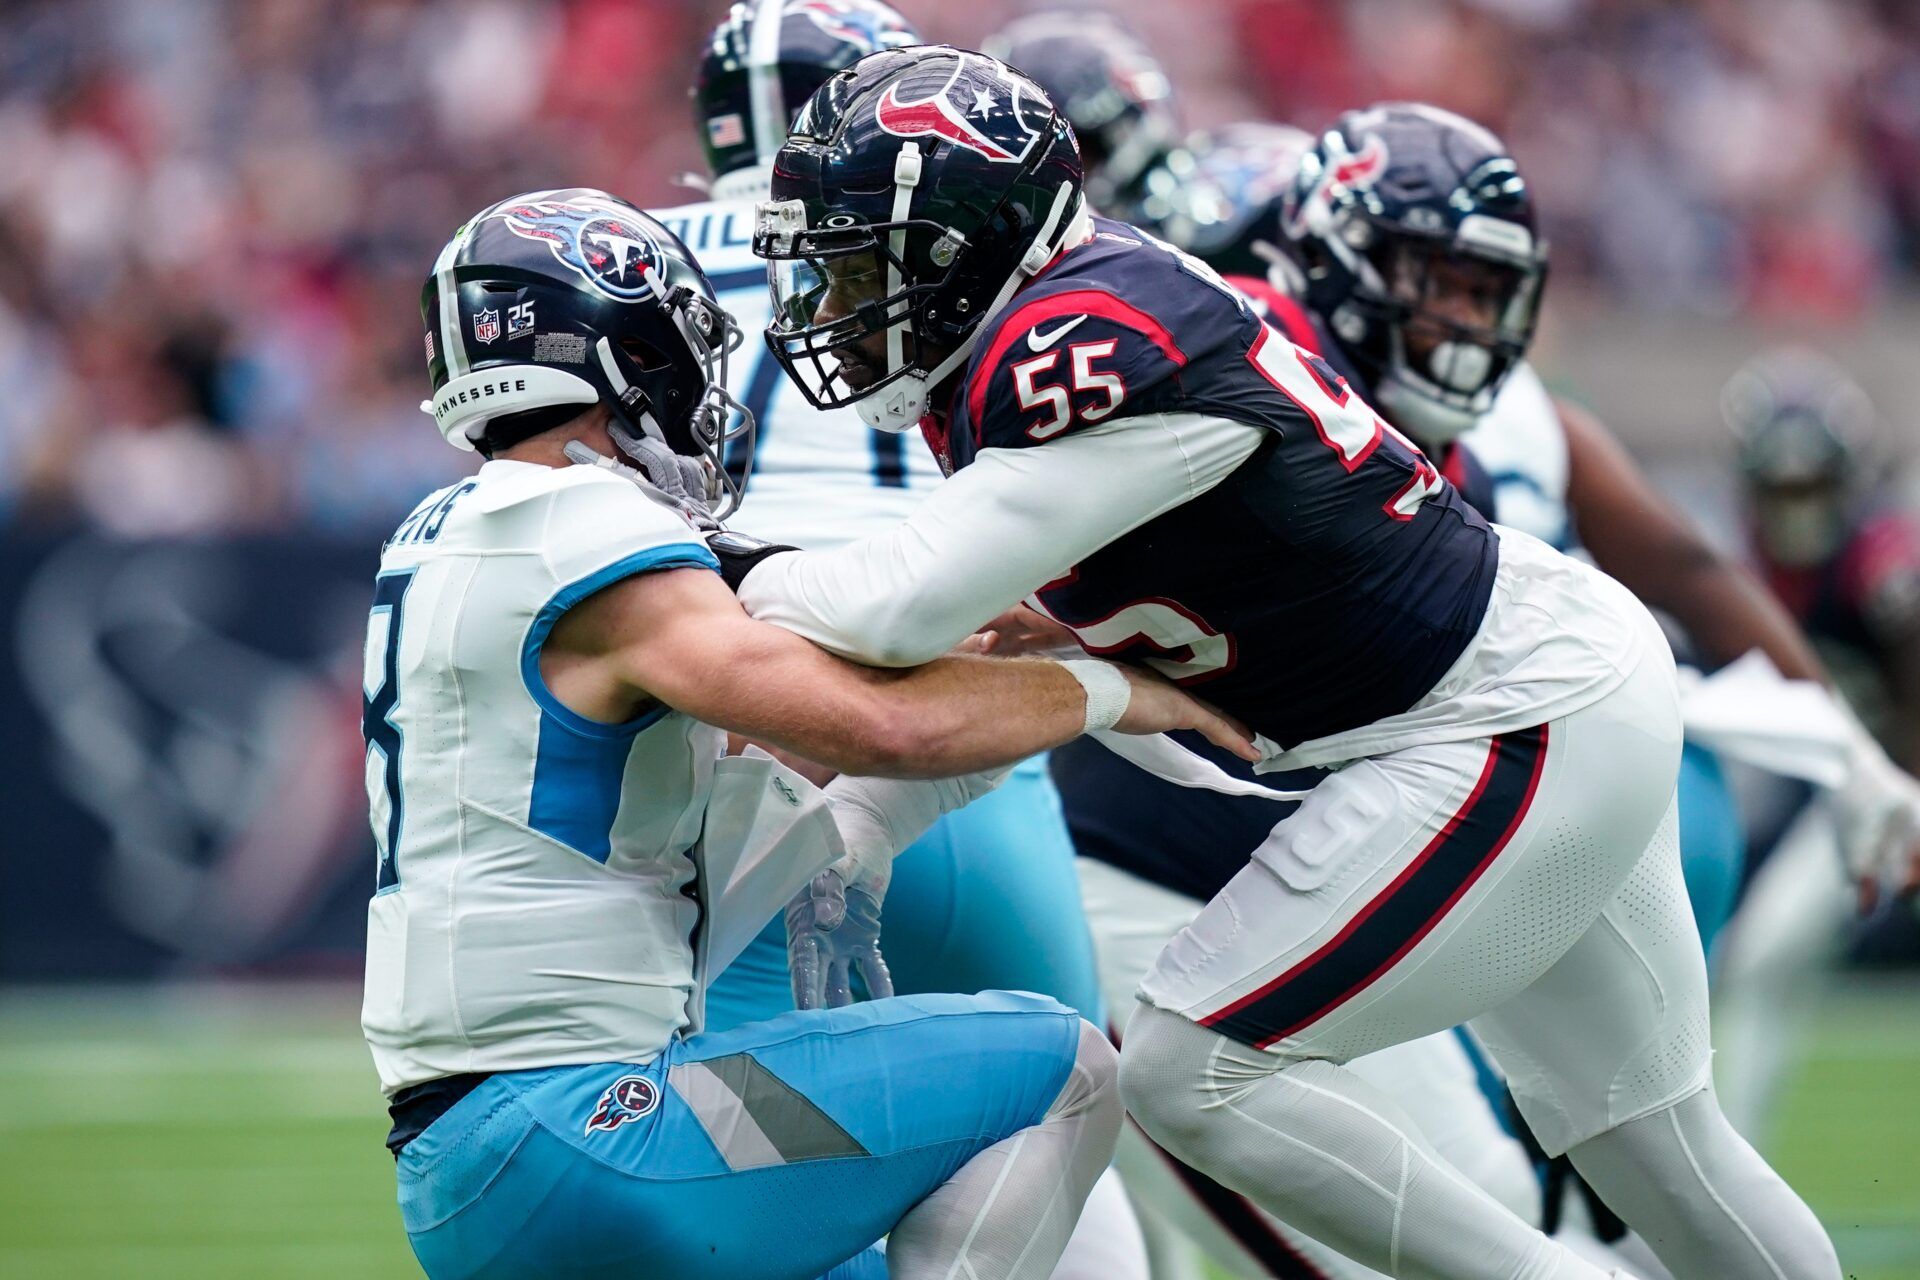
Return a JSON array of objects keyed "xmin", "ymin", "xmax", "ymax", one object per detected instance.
[{"xmin": 1203, "ymin": 725, "xmax": 1551, "ymax": 1049}]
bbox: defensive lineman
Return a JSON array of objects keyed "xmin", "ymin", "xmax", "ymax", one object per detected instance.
[
  {"xmin": 739, "ymin": 47, "xmax": 1849, "ymax": 1280},
  {"xmin": 663, "ymin": 7, "xmax": 1148, "ymax": 1272},
  {"xmin": 364, "ymin": 186, "xmax": 1250, "ymax": 1278}
]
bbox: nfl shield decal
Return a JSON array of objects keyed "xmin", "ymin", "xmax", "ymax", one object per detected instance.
[
  {"xmin": 585, "ymin": 1074, "xmax": 661, "ymax": 1135},
  {"xmin": 472, "ymin": 308, "xmax": 501, "ymax": 344}
]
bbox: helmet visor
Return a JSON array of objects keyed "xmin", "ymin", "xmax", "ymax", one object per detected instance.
[{"xmin": 758, "ymin": 201, "xmax": 935, "ymax": 411}]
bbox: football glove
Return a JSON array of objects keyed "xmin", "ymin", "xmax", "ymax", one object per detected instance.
[{"xmin": 785, "ymin": 859, "xmax": 894, "ymax": 1010}]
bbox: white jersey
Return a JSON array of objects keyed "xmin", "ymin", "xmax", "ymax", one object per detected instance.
[
  {"xmin": 360, "ymin": 460, "xmax": 725, "ymax": 1095},
  {"xmin": 650, "ymin": 193, "xmax": 943, "ymax": 549},
  {"xmin": 1458, "ymin": 361, "xmax": 1574, "ymax": 551}
]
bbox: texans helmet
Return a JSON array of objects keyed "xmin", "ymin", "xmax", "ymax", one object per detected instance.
[
  {"xmin": 1282, "ymin": 103, "xmax": 1548, "ymax": 444},
  {"xmin": 755, "ymin": 46, "xmax": 1086, "ymax": 432},
  {"xmin": 982, "ymin": 11, "xmax": 1177, "ymax": 220},
  {"xmin": 1724, "ymin": 348, "xmax": 1876, "ymax": 565},
  {"xmin": 421, "ymin": 188, "xmax": 753, "ymax": 512},
  {"xmin": 694, "ymin": 0, "xmax": 921, "ymax": 196}
]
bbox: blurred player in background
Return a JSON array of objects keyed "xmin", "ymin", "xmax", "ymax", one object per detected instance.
[
  {"xmin": 1713, "ymin": 350, "xmax": 1920, "ymax": 1143},
  {"xmin": 663, "ymin": 4, "xmax": 1148, "ymax": 1275},
  {"xmin": 364, "ymin": 186, "xmax": 1262, "ymax": 1278}
]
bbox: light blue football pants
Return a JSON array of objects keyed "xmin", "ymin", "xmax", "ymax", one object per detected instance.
[{"xmin": 399, "ymin": 993, "xmax": 1085, "ymax": 1280}]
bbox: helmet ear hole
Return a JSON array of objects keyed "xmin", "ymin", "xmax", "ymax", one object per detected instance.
[{"xmin": 619, "ymin": 337, "xmax": 673, "ymax": 372}]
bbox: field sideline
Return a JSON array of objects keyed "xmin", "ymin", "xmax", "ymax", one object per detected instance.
[{"xmin": 1, "ymin": 980, "xmax": 1915, "ymax": 1279}]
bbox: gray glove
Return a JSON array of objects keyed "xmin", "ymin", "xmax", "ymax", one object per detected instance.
[{"xmin": 785, "ymin": 866, "xmax": 895, "ymax": 1010}]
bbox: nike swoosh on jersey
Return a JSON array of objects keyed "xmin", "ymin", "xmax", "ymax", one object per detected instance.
[{"xmin": 1027, "ymin": 314, "xmax": 1089, "ymax": 352}]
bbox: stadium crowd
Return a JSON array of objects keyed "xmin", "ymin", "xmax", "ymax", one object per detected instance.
[{"xmin": 1, "ymin": 0, "xmax": 1915, "ymax": 534}]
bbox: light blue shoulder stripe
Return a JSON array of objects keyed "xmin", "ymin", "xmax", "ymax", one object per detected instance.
[{"xmin": 519, "ymin": 541, "xmax": 721, "ymax": 740}]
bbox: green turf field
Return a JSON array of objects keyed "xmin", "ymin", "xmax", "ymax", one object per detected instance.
[{"xmin": 1, "ymin": 980, "xmax": 1915, "ymax": 1279}]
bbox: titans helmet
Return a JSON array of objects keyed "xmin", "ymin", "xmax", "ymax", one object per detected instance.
[
  {"xmin": 1148, "ymin": 120, "xmax": 1314, "ymax": 278},
  {"xmin": 694, "ymin": 0, "xmax": 921, "ymax": 196},
  {"xmin": 420, "ymin": 188, "xmax": 753, "ymax": 512},
  {"xmin": 1282, "ymin": 103, "xmax": 1548, "ymax": 445},
  {"xmin": 755, "ymin": 46, "xmax": 1086, "ymax": 432}
]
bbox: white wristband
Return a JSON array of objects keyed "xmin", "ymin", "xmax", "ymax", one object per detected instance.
[{"xmin": 1061, "ymin": 659, "xmax": 1132, "ymax": 733}]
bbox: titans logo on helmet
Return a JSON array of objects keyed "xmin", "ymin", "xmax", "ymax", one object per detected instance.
[
  {"xmin": 495, "ymin": 199, "xmax": 665, "ymax": 303},
  {"xmin": 584, "ymin": 1074, "xmax": 661, "ymax": 1135}
]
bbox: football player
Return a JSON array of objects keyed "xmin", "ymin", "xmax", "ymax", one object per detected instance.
[
  {"xmin": 366, "ymin": 187, "xmax": 1253, "ymax": 1279},
  {"xmin": 739, "ymin": 47, "xmax": 1849, "ymax": 1280},
  {"xmin": 668, "ymin": 5, "xmax": 1148, "ymax": 1274},
  {"xmin": 1713, "ymin": 350, "xmax": 1920, "ymax": 1142}
]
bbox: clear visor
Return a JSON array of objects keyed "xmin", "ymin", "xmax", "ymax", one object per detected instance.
[{"xmin": 765, "ymin": 241, "xmax": 923, "ymax": 411}]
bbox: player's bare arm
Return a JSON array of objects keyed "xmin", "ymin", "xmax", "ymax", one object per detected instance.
[
  {"xmin": 1558, "ymin": 394, "xmax": 1830, "ymax": 682},
  {"xmin": 540, "ymin": 559, "xmax": 1257, "ymax": 777}
]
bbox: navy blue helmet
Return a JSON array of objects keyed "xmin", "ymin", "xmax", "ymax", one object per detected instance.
[
  {"xmin": 694, "ymin": 0, "xmax": 921, "ymax": 192},
  {"xmin": 1282, "ymin": 103, "xmax": 1548, "ymax": 444},
  {"xmin": 421, "ymin": 188, "xmax": 752, "ymax": 510},
  {"xmin": 982, "ymin": 12, "xmax": 1176, "ymax": 222},
  {"xmin": 755, "ymin": 46, "xmax": 1086, "ymax": 432}
]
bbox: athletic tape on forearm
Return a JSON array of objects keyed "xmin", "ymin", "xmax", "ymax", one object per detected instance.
[{"xmin": 1061, "ymin": 659, "xmax": 1132, "ymax": 733}]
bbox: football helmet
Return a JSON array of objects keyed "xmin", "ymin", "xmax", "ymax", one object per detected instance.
[
  {"xmin": 982, "ymin": 11, "xmax": 1177, "ymax": 220},
  {"xmin": 420, "ymin": 188, "xmax": 754, "ymax": 514},
  {"xmin": 1154, "ymin": 121, "xmax": 1314, "ymax": 278},
  {"xmin": 1282, "ymin": 103, "xmax": 1548, "ymax": 444},
  {"xmin": 754, "ymin": 46, "xmax": 1087, "ymax": 432},
  {"xmin": 1724, "ymin": 348, "xmax": 1875, "ymax": 566},
  {"xmin": 694, "ymin": 0, "xmax": 921, "ymax": 197}
]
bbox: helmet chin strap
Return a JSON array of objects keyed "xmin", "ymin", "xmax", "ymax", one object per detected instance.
[{"xmin": 858, "ymin": 179, "xmax": 1088, "ymax": 434}]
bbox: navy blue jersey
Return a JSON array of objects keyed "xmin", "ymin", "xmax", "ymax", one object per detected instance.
[
  {"xmin": 926, "ymin": 219, "xmax": 1498, "ymax": 748},
  {"xmin": 1231, "ymin": 272, "xmax": 1499, "ymax": 518}
]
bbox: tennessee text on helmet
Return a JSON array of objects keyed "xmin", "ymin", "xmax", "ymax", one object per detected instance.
[
  {"xmin": 753, "ymin": 46, "xmax": 1089, "ymax": 433},
  {"xmin": 694, "ymin": 0, "xmax": 921, "ymax": 198},
  {"xmin": 419, "ymin": 188, "xmax": 756, "ymax": 517},
  {"xmin": 1281, "ymin": 103, "xmax": 1548, "ymax": 444}
]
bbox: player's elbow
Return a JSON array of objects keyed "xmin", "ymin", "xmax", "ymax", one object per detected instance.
[
  {"xmin": 829, "ymin": 699, "xmax": 952, "ymax": 779},
  {"xmin": 836, "ymin": 595, "xmax": 964, "ymax": 669}
]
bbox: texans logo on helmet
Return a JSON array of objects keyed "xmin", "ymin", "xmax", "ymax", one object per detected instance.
[
  {"xmin": 496, "ymin": 200, "xmax": 664, "ymax": 303},
  {"xmin": 875, "ymin": 55, "xmax": 1040, "ymax": 165},
  {"xmin": 1287, "ymin": 134, "xmax": 1389, "ymax": 237},
  {"xmin": 794, "ymin": 0, "xmax": 909, "ymax": 50},
  {"xmin": 584, "ymin": 1074, "xmax": 661, "ymax": 1135}
]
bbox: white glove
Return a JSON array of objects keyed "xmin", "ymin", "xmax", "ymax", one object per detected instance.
[
  {"xmin": 1831, "ymin": 722, "xmax": 1920, "ymax": 906},
  {"xmin": 785, "ymin": 857, "xmax": 894, "ymax": 1010}
]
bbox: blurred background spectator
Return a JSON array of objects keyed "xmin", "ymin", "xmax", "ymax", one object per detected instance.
[{"xmin": 0, "ymin": 0, "xmax": 1917, "ymax": 535}]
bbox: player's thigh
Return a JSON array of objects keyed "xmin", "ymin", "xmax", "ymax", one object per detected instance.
[
  {"xmin": 400, "ymin": 993, "xmax": 1084, "ymax": 1280},
  {"xmin": 1140, "ymin": 655, "xmax": 1682, "ymax": 1062},
  {"xmin": 1469, "ymin": 798, "xmax": 1713, "ymax": 1157},
  {"xmin": 883, "ymin": 756, "xmax": 1106, "ymax": 1019}
]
